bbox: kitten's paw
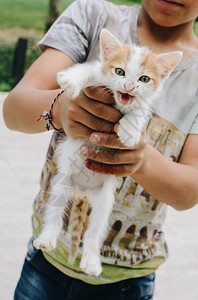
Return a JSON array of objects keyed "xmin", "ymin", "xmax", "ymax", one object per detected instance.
[
  {"xmin": 33, "ymin": 237, "xmax": 56, "ymax": 251},
  {"xmin": 80, "ymin": 252, "xmax": 102, "ymax": 277},
  {"xmin": 117, "ymin": 120, "xmax": 141, "ymax": 147},
  {"xmin": 61, "ymin": 81, "xmax": 81, "ymax": 99},
  {"xmin": 57, "ymin": 72, "xmax": 81, "ymax": 99}
]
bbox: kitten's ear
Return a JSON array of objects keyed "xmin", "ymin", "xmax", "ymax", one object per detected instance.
[
  {"xmin": 156, "ymin": 51, "xmax": 183, "ymax": 78},
  {"xmin": 100, "ymin": 29, "xmax": 122, "ymax": 61}
]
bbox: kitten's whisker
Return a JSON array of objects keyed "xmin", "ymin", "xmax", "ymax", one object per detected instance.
[
  {"xmin": 84, "ymin": 86, "xmax": 110, "ymax": 97},
  {"xmin": 95, "ymin": 87, "xmax": 111, "ymax": 97}
]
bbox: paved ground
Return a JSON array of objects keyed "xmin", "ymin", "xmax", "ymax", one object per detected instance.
[{"xmin": 0, "ymin": 92, "xmax": 198, "ymax": 300}]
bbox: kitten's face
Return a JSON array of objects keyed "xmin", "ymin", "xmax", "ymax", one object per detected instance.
[
  {"xmin": 100, "ymin": 29, "xmax": 182, "ymax": 112},
  {"xmin": 102, "ymin": 45, "xmax": 160, "ymax": 109}
]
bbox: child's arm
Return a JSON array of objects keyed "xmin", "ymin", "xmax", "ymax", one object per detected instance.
[
  {"xmin": 3, "ymin": 48, "xmax": 121, "ymax": 136},
  {"xmin": 3, "ymin": 48, "xmax": 72, "ymax": 133},
  {"xmin": 132, "ymin": 135, "xmax": 198, "ymax": 210}
]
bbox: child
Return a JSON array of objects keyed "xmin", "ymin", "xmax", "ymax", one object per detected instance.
[{"xmin": 3, "ymin": 0, "xmax": 198, "ymax": 299}]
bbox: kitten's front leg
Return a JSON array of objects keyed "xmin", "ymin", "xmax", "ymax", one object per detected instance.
[
  {"xmin": 57, "ymin": 66, "xmax": 83, "ymax": 99},
  {"xmin": 57, "ymin": 62, "xmax": 99, "ymax": 99},
  {"xmin": 117, "ymin": 111, "xmax": 149, "ymax": 147}
]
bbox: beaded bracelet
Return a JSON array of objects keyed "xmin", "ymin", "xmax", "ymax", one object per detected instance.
[{"xmin": 37, "ymin": 90, "xmax": 65, "ymax": 133}]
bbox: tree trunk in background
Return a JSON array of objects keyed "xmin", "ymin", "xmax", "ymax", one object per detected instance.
[{"xmin": 46, "ymin": 0, "xmax": 62, "ymax": 32}]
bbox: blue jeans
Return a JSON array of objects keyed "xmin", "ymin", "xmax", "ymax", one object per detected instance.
[{"xmin": 14, "ymin": 238, "xmax": 155, "ymax": 300}]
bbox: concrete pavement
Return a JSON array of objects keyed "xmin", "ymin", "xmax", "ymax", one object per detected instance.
[{"xmin": 0, "ymin": 92, "xmax": 198, "ymax": 299}]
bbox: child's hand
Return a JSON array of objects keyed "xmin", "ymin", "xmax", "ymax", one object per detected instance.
[
  {"xmin": 54, "ymin": 87, "xmax": 122, "ymax": 138},
  {"xmin": 80, "ymin": 129, "xmax": 147, "ymax": 177}
]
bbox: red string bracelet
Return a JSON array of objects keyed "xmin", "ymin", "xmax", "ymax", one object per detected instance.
[{"xmin": 37, "ymin": 90, "xmax": 65, "ymax": 133}]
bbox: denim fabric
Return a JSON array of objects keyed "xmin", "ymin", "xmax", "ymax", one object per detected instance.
[{"xmin": 14, "ymin": 238, "xmax": 155, "ymax": 300}]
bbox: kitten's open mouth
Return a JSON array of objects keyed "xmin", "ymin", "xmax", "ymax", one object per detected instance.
[{"xmin": 117, "ymin": 91, "xmax": 135, "ymax": 105}]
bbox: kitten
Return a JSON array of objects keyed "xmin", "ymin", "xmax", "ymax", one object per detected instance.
[{"xmin": 33, "ymin": 29, "xmax": 182, "ymax": 276}]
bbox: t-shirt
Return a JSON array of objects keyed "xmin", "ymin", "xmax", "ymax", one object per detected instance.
[{"xmin": 33, "ymin": 0, "xmax": 198, "ymax": 285}]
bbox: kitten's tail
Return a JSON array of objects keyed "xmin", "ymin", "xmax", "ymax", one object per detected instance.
[{"xmin": 68, "ymin": 195, "xmax": 89, "ymax": 264}]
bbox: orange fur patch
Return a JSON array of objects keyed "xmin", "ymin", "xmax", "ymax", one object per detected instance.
[
  {"xmin": 102, "ymin": 45, "xmax": 132, "ymax": 75},
  {"xmin": 140, "ymin": 50, "xmax": 160, "ymax": 87}
]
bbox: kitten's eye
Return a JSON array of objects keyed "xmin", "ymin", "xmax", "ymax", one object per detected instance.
[
  {"xmin": 115, "ymin": 68, "xmax": 125, "ymax": 76},
  {"xmin": 139, "ymin": 76, "xmax": 150, "ymax": 83}
]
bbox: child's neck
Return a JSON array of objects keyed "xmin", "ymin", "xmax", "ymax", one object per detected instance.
[{"xmin": 137, "ymin": 7, "xmax": 198, "ymax": 61}]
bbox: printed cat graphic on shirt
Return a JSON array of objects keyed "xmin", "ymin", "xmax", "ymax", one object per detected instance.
[{"xmin": 33, "ymin": 29, "xmax": 182, "ymax": 276}]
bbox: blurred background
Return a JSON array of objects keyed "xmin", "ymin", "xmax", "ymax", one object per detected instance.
[
  {"xmin": 0, "ymin": 0, "xmax": 198, "ymax": 299},
  {"xmin": 0, "ymin": 0, "xmax": 142, "ymax": 92}
]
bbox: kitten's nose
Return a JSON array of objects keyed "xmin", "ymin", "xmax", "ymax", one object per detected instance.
[{"xmin": 124, "ymin": 82, "xmax": 135, "ymax": 93}]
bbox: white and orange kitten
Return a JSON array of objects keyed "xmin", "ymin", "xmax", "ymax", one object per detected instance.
[{"xmin": 34, "ymin": 29, "xmax": 182, "ymax": 276}]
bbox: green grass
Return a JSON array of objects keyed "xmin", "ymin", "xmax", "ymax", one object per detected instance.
[
  {"xmin": 0, "ymin": 0, "xmax": 74, "ymax": 30},
  {"xmin": 0, "ymin": 0, "xmax": 48, "ymax": 30}
]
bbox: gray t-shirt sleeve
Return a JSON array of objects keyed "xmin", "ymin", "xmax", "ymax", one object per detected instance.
[
  {"xmin": 38, "ymin": 0, "xmax": 106, "ymax": 63},
  {"xmin": 189, "ymin": 114, "xmax": 198, "ymax": 134}
]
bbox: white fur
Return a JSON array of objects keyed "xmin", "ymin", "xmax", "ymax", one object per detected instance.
[
  {"xmin": 34, "ymin": 137, "xmax": 117, "ymax": 276},
  {"xmin": 34, "ymin": 29, "xmax": 182, "ymax": 276}
]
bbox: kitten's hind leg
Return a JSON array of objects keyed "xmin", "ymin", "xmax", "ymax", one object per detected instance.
[
  {"xmin": 33, "ymin": 205, "xmax": 64, "ymax": 251},
  {"xmin": 33, "ymin": 172, "xmax": 75, "ymax": 251},
  {"xmin": 80, "ymin": 177, "xmax": 116, "ymax": 276}
]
